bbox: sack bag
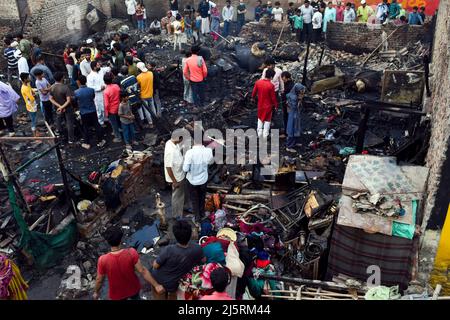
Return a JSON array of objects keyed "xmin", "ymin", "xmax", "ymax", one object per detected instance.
[{"xmin": 225, "ymin": 242, "xmax": 244, "ymax": 278}]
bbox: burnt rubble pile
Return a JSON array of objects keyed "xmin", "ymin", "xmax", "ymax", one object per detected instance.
[{"xmin": 0, "ymin": 19, "xmax": 433, "ymax": 299}]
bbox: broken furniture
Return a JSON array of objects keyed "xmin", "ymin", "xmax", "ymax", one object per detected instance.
[{"xmin": 77, "ymin": 150, "xmax": 153, "ymax": 238}]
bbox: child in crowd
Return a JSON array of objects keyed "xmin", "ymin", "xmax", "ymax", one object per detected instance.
[
  {"xmin": 194, "ymin": 12, "xmax": 202, "ymax": 43},
  {"xmin": 136, "ymin": 4, "xmax": 145, "ymax": 31},
  {"xmin": 200, "ymin": 268, "xmax": 234, "ymax": 300},
  {"xmin": 172, "ymin": 15, "xmax": 183, "ymax": 51},
  {"xmin": 118, "ymin": 92, "xmax": 137, "ymax": 149},
  {"xmin": 34, "ymin": 70, "xmax": 54, "ymax": 125},
  {"xmin": 291, "ymin": 9, "xmax": 304, "ymax": 43},
  {"xmin": 142, "ymin": 3, "xmax": 147, "ymax": 30},
  {"xmin": 210, "ymin": 7, "xmax": 221, "ymax": 41},
  {"xmin": 20, "ymin": 73, "xmax": 39, "ymax": 137},
  {"xmin": 184, "ymin": 10, "xmax": 193, "ymax": 43}
]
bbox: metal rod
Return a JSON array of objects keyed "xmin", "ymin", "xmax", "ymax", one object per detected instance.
[
  {"xmin": 362, "ymin": 27, "xmax": 402, "ymax": 66},
  {"xmin": 210, "ymin": 30, "xmax": 232, "ymax": 44},
  {"xmin": 319, "ymin": 45, "xmax": 326, "ymax": 66},
  {"xmin": 13, "ymin": 143, "xmax": 61, "ymax": 174},
  {"xmin": 273, "ymin": 21, "xmax": 287, "ymax": 52},
  {"xmin": 302, "ymin": 40, "xmax": 311, "ymax": 85},
  {"xmin": 258, "ymin": 274, "xmax": 365, "ymax": 293}
]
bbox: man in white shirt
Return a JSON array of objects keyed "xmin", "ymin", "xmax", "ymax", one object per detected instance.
[
  {"xmin": 222, "ymin": 0, "xmax": 234, "ymax": 38},
  {"xmin": 271, "ymin": 1, "xmax": 284, "ymax": 22},
  {"xmin": 261, "ymin": 58, "xmax": 284, "ymax": 96},
  {"xmin": 300, "ymin": 0, "xmax": 314, "ymax": 42},
  {"xmin": 87, "ymin": 60, "xmax": 106, "ymax": 126},
  {"xmin": 80, "ymin": 51, "xmax": 92, "ymax": 77},
  {"xmin": 165, "ymin": 135, "xmax": 189, "ymax": 218},
  {"xmin": 312, "ymin": 6, "xmax": 323, "ymax": 43},
  {"xmin": 14, "ymin": 50, "xmax": 29, "ymax": 77},
  {"xmin": 109, "ymin": 33, "xmax": 121, "ymax": 51},
  {"xmin": 343, "ymin": 3, "xmax": 356, "ymax": 23},
  {"xmin": 261, "ymin": 57, "xmax": 284, "ymax": 135},
  {"xmin": 183, "ymin": 140, "xmax": 214, "ymax": 221},
  {"xmin": 125, "ymin": 0, "xmax": 137, "ymax": 27}
]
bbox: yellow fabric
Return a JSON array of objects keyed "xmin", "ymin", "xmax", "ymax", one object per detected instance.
[
  {"xmin": 357, "ymin": 6, "xmax": 374, "ymax": 23},
  {"xmin": 7, "ymin": 260, "xmax": 28, "ymax": 300},
  {"xmin": 430, "ymin": 204, "xmax": 450, "ymax": 295},
  {"xmin": 137, "ymin": 71, "xmax": 154, "ymax": 99},
  {"xmin": 21, "ymin": 83, "xmax": 37, "ymax": 112}
]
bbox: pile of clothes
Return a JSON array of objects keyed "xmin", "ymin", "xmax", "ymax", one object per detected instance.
[{"xmin": 178, "ymin": 194, "xmax": 283, "ymax": 300}]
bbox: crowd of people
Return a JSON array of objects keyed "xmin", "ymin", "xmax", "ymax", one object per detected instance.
[
  {"xmin": 123, "ymin": 0, "xmax": 427, "ymax": 47},
  {"xmin": 1, "ymin": 29, "xmax": 167, "ymax": 150},
  {"xmin": 0, "ymin": 0, "xmax": 431, "ymax": 301}
]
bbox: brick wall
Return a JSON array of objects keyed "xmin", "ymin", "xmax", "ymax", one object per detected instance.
[
  {"xmin": 415, "ymin": 0, "xmax": 450, "ymax": 289},
  {"xmin": 26, "ymin": 0, "xmax": 112, "ymax": 43},
  {"xmin": 326, "ymin": 22, "xmax": 434, "ymax": 54},
  {"xmin": 0, "ymin": 1, "xmax": 20, "ymax": 20},
  {"xmin": 422, "ymin": 1, "xmax": 450, "ymax": 232}
]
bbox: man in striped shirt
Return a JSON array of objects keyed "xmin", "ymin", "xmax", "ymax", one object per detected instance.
[{"xmin": 3, "ymin": 38, "xmax": 18, "ymax": 85}]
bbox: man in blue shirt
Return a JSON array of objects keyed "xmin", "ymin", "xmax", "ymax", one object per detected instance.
[
  {"xmin": 74, "ymin": 75, "xmax": 106, "ymax": 149},
  {"xmin": 408, "ymin": 6, "xmax": 424, "ymax": 25}
]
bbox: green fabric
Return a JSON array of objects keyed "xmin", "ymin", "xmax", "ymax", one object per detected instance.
[
  {"xmin": 392, "ymin": 200, "xmax": 417, "ymax": 240},
  {"xmin": 8, "ymin": 181, "xmax": 78, "ymax": 269},
  {"xmin": 248, "ymin": 268, "xmax": 280, "ymax": 298},
  {"xmin": 365, "ymin": 285, "xmax": 401, "ymax": 300}
]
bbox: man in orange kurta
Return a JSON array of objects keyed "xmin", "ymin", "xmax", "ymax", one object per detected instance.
[{"xmin": 252, "ymin": 68, "xmax": 278, "ymax": 138}]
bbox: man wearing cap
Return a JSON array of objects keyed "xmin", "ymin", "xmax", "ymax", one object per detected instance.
[
  {"xmin": 136, "ymin": 62, "xmax": 157, "ymax": 128},
  {"xmin": 15, "ymin": 50, "xmax": 29, "ymax": 78},
  {"xmin": 312, "ymin": 6, "xmax": 323, "ymax": 43},
  {"xmin": 87, "ymin": 60, "xmax": 107, "ymax": 126},
  {"xmin": 3, "ymin": 38, "xmax": 18, "ymax": 86},
  {"xmin": 300, "ymin": 0, "xmax": 314, "ymax": 42},
  {"xmin": 357, "ymin": 0, "xmax": 374, "ymax": 23}
]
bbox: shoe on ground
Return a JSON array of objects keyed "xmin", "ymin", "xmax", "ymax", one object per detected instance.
[
  {"xmin": 8, "ymin": 132, "xmax": 15, "ymax": 137},
  {"xmin": 286, "ymin": 148, "xmax": 297, "ymax": 153},
  {"xmin": 68, "ymin": 140, "xmax": 75, "ymax": 145},
  {"xmin": 132, "ymin": 141, "xmax": 139, "ymax": 146},
  {"xmin": 113, "ymin": 138, "xmax": 122, "ymax": 143},
  {"xmin": 82, "ymin": 143, "xmax": 91, "ymax": 150},
  {"xmin": 97, "ymin": 140, "xmax": 106, "ymax": 148},
  {"xmin": 125, "ymin": 144, "xmax": 132, "ymax": 150}
]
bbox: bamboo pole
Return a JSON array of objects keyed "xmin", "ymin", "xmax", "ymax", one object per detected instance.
[
  {"xmin": 0, "ymin": 136, "xmax": 56, "ymax": 142},
  {"xmin": 362, "ymin": 27, "xmax": 403, "ymax": 66}
]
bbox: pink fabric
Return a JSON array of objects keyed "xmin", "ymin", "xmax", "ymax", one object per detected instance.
[
  {"xmin": 201, "ymin": 291, "xmax": 233, "ymax": 300},
  {"xmin": 200, "ymin": 263, "xmax": 222, "ymax": 289}
]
